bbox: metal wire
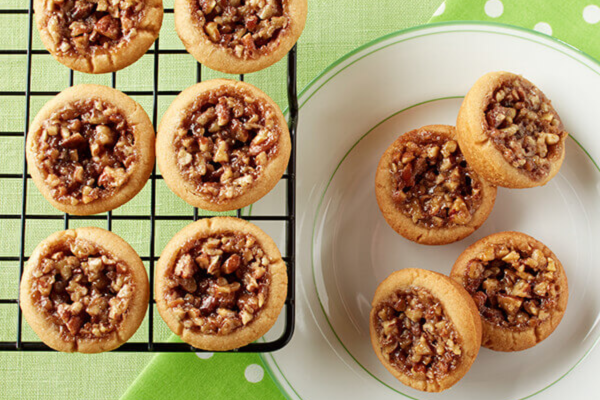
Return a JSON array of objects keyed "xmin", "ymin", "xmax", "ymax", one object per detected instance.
[{"xmin": 0, "ymin": 5, "xmax": 297, "ymax": 352}]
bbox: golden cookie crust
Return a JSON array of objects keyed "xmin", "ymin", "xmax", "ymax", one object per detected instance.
[
  {"xmin": 155, "ymin": 216, "xmax": 288, "ymax": 351},
  {"xmin": 157, "ymin": 79, "xmax": 291, "ymax": 212},
  {"xmin": 34, "ymin": 0, "xmax": 163, "ymax": 74},
  {"xmin": 375, "ymin": 124, "xmax": 496, "ymax": 245},
  {"xmin": 456, "ymin": 71, "xmax": 567, "ymax": 188},
  {"xmin": 450, "ymin": 231, "xmax": 568, "ymax": 352},
  {"xmin": 370, "ymin": 268, "xmax": 482, "ymax": 392},
  {"xmin": 26, "ymin": 84, "xmax": 155, "ymax": 215},
  {"xmin": 174, "ymin": 0, "xmax": 307, "ymax": 74},
  {"xmin": 20, "ymin": 227, "xmax": 149, "ymax": 353}
]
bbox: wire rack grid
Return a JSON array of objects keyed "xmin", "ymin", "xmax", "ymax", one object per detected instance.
[{"xmin": 0, "ymin": 1, "xmax": 297, "ymax": 353}]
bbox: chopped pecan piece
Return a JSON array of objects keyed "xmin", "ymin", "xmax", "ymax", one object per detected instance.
[
  {"xmin": 174, "ymin": 254, "xmax": 197, "ymax": 279},
  {"xmin": 61, "ymin": 132, "xmax": 86, "ymax": 148},
  {"xmin": 93, "ymin": 16, "xmax": 121, "ymax": 39}
]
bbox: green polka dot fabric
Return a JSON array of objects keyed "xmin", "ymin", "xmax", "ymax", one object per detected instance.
[
  {"xmin": 120, "ymin": 338, "xmax": 282, "ymax": 400},
  {"xmin": 430, "ymin": 0, "xmax": 600, "ymax": 61}
]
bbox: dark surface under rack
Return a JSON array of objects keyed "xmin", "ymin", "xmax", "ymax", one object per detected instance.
[{"xmin": 0, "ymin": 2, "xmax": 297, "ymax": 352}]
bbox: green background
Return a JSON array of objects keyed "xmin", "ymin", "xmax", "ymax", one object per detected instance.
[
  {"xmin": 0, "ymin": 0, "xmax": 440, "ymax": 399},
  {"xmin": 4, "ymin": 0, "xmax": 600, "ymax": 398}
]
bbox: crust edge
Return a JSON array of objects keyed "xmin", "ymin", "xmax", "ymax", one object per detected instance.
[{"xmin": 155, "ymin": 216, "xmax": 288, "ymax": 351}]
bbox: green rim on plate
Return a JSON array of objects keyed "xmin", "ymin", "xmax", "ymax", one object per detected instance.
[{"xmin": 261, "ymin": 21, "xmax": 600, "ymax": 400}]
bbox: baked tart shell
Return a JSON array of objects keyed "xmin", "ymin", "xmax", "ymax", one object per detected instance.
[
  {"xmin": 34, "ymin": 0, "xmax": 163, "ymax": 74},
  {"xmin": 456, "ymin": 71, "xmax": 567, "ymax": 188},
  {"xmin": 155, "ymin": 216, "xmax": 288, "ymax": 351},
  {"xmin": 450, "ymin": 231, "xmax": 568, "ymax": 352},
  {"xmin": 157, "ymin": 79, "xmax": 291, "ymax": 212},
  {"xmin": 174, "ymin": 0, "xmax": 307, "ymax": 74},
  {"xmin": 370, "ymin": 268, "xmax": 482, "ymax": 392},
  {"xmin": 26, "ymin": 84, "xmax": 155, "ymax": 215},
  {"xmin": 20, "ymin": 227, "xmax": 149, "ymax": 353},
  {"xmin": 375, "ymin": 124, "xmax": 496, "ymax": 245}
]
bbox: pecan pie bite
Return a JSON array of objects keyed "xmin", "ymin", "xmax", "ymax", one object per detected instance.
[
  {"xmin": 450, "ymin": 231, "xmax": 568, "ymax": 352},
  {"xmin": 26, "ymin": 84, "xmax": 155, "ymax": 215},
  {"xmin": 375, "ymin": 125, "xmax": 496, "ymax": 245},
  {"xmin": 456, "ymin": 72, "xmax": 568, "ymax": 188},
  {"xmin": 157, "ymin": 79, "xmax": 291, "ymax": 211},
  {"xmin": 34, "ymin": 0, "xmax": 163, "ymax": 73},
  {"xmin": 174, "ymin": 0, "xmax": 307, "ymax": 73},
  {"xmin": 370, "ymin": 268, "xmax": 481, "ymax": 392},
  {"xmin": 20, "ymin": 227, "xmax": 149, "ymax": 353},
  {"xmin": 155, "ymin": 217, "xmax": 287, "ymax": 351}
]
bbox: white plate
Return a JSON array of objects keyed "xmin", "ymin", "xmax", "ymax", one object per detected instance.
[{"xmin": 261, "ymin": 22, "xmax": 600, "ymax": 399}]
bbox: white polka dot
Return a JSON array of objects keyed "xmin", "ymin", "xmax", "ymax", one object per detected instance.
[
  {"xmin": 583, "ymin": 5, "xmax": 600, "ymax": 24},
  {"xmin": 433, "ymin": 1, "xmax": 446, "ymax": 17},
  {"xmin": 244, "ymin": 364, "xmax": 264, "ymax": 383},
  {"xmin": 484, "ymin": 0, "xmax": 504, "ymax": 18},
  {"xmin": 533, "ymin": 22, "xmax": 553, "ymax": 35},
  {"xmin": 196, "ymin": 352, "xmax": 214, "ymax": 359}
]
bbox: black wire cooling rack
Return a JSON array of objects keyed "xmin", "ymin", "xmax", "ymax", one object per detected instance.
[{"xmin": 0, "ymin": 1, "xmax": 297, "ymax": 352}]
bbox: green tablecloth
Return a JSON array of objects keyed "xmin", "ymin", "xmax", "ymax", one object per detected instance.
[{"xmin": 2, "ymin": 0, "xmax": 600, "ymax": 399}]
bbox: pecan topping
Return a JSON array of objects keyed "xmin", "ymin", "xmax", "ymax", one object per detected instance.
[
  {"xmin": 165, "ymin": 232, "xmax": 271, "ymax": 335},
  {"xmin": 29, "ymin": 238, "xmax": 134, "ymax": 339},
  {"xmin": 375, "ymin": 287, "xmax": 462, "ymax": 381},
  {"xmin": 34, "ymin": 99, "xmax": 137, "ymax": 205},
  {"xmin": 175, "ymin": 85, "xmax": 281, "ymax": 203},
  {"xmin": 390, "ymin": 130, "xmax": 483, "ymax": 228},
  {"xmin": 193, "ymin": 0, "xmax": 289, "ymax": 59},
  {"xmin": 484, "ymin": 76, "xmax": 567, "ymax": 180},
  {"xmin": 463, "ymin": 241, "xmax": 561, "ymax": 329},
  {"xmin": 45, "ymin": 0, "xmax": 145, "ymax": 55}
]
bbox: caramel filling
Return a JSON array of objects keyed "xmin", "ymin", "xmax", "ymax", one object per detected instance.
[
  {"xmin": 375, "ymin": 287, "xmax": 463, "ymax": 381},
  {"xmin": 484, "ymin": 77, "xmax": 566, "ymax": 180},
  {"xmin": 463, "ymin": 242, "xmax": 560, "ymax": 329},
  {"xmin": 174, "ymin": 86, "xmax": 281, "ymax": 203},
  {"xmin": 35, "ymin": 99, "xmax": 137, "ymax": 205},
  {"xmin": 193, "ymin": 0, "xmax": 289, "ymax": 59},
  {"xmin": 30, "ymin": 238, "xmax": 134, "ymax": 340},
  {"xmin": 164, "ymin": 232, "xmax": 271, "ymax": 335},
  {"xmin": 44, "ymin": 0, "xmax": 145, "ymax": 55},
  {"xmin": 390, "ymin": 130, "xmax": 483, "ymax": 228}
]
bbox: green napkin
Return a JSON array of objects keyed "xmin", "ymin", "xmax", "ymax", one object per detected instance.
[
  {"xmin": 120, "ymin": 337, "xmax": 283, "ymax": 400},
  {"xmin": 430, "ymin": 0, "xmax": 600, "ymax": 61}
]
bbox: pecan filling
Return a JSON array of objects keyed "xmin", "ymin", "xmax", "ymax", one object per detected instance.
[
  {"xmin": 193, "ymin": 0, "xmax": 289, "ymax": 59},
  {"xmin": 45, "ymin": 0, "xmax": 145, "ymax": 55},
  {"xmin": 463, "ymin": 242, "xmax": 560, "ymax": 329},
  {"xmin": 175, "ymin": 86, "xmax": 281, "ymax": 203},
  {"xmin": 30, "ymin": 238, "xmax": 134, "ymax": 339},
  {"xmin": 375, "ymin": 287, "xmax": 463, "ymax": 381},
  {"xmin": 165, "ymin": 233, "xmax": 271, "ymax": 335},
  {"xmin": 484, "ymin": 77, "xmax": 566, "ymax": 180},
  {"xmin": 35, "ymin": 99, "xmax": 137, "ymax": 205},
  {"xmin": 390, "ymin": 131, "xmax": 483, "ymax": 228}
]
